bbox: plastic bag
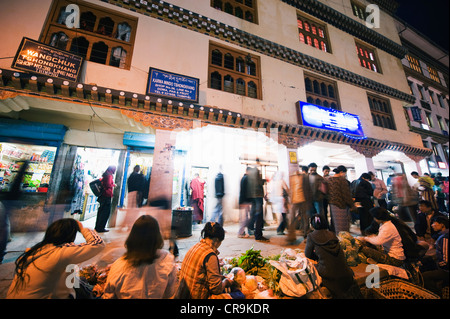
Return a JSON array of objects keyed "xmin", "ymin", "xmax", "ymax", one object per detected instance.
[{"xmin": 268, "ymin": 249, "xmax": 322, "ymax": 298}]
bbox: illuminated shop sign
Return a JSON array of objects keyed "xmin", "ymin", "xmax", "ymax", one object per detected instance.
[
  {"xmin": 297, "ymin": 101, "xmax": 365, "ymax": 138},
  {"xmin": 12, "ymin": 37, "xmax": 83, "ymax": 82},
  {"xmin": 147, "ymin": 68, "xmax": 199, "ymax": 103}
]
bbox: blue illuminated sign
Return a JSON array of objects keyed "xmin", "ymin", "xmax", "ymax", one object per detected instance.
[
  {"xmin": 147, "ymin": 68, "xmax": 199, "ymax": 103},
  {"xmin": 297, "ymin": 101, "xmax": 365, "ymax": 138}
]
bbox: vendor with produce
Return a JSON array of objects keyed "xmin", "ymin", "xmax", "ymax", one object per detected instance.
[{"xmin": 176, "ymin": 222, "xmax": 233, "ymax": 299}]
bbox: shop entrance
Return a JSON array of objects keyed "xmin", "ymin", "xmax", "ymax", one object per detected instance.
[
  {"xmin": 70, "ymin": 147, "xmax": 121, "ymax": 222},
  {"xmin": 120, "ymin": 149, "xmax": 153, "ymax": 208}
]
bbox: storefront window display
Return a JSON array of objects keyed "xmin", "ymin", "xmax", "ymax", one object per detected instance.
[
  {"xmin": 70, "ymin": 147, "xmax": 120, "ymax": 221},
  {"xmin": 0, "ymin": 142, "xmax": 56, "ymax": 193}
]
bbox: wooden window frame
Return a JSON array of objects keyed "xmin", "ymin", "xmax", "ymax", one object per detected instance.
[
  {"xmin": 211, "ymin": 0, "xmax": 258, "ymax": 24},
  {"xmin": 351, "ymin": 1, "xmax": 368, "ymax": 20},
  {"xmin": 356, "ymin": 40, "xmax": 381, "ymax": 73},
  {"xmin": 367, "ymin": 94, "xmax": 396, "ymax": 130},
  {"xmin": 40, "ymin": 0, "xmax": 138, "ymax": 70},
  {"xmin": 304, "ymin": 72, "xmax": 341, "ymax": 110},
  {"xmin": 208, "ymin": 42, "xmax": 262, "ymax": 99},
  {"xmin": 406, "ymin": 55, "xmax": 422, "ymax": 74},
  {"xmin": 427, "ymin": 66, "xmax": 441, "ymax": 84},
  {"xmin": 297, "ymin": 12, "xmax": 332, "ymax": 53}
]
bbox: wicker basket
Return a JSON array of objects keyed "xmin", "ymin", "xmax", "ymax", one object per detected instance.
[{"xmin": 363, "ymin": 279, "xmax": 440, "ymax": 299}]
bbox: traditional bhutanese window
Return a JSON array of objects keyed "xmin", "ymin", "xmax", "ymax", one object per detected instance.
[
  {"xmin": 211, "ymin": 0, "xmax": 258, "ymax": 24},
  {"xmin": 208, "ymin": 42, "xmax": 262, "ymax": 99},
  {"xmin": 297, "ymin": 13, "xmax": 331, "ymax": 53},
  {"xmin": 41, "ymin": 0, "xmax": 137, "ymax": 70},
  {"xmin": 304, "ymin": 73, "xmax": 340, "ymax": 110},
  {"xmin": 406, "ymin": 55, "xmax": 422, "ymax": 74},
  {"xmin": 427, "ymin": 66, "xmax": 441, "ymax": 84},
  {"xmin": 351, "ymin": 1, "xmax": 368, "ymax": 20},
  {"xmin": 356, "ymin": 41, "xmax": 381, "ymax": 73},
  {"xmin": 368, "ymin": 94, "xmax": 396, "ymax": 130}
]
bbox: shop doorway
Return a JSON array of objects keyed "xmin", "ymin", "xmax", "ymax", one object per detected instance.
[
  {"xmin": 120, "ymin": 149, "xmax": 153, "ymax": 208},
  {"xmin": 70, "ymin": 147, "xmax": 121, "ymax": 223}
]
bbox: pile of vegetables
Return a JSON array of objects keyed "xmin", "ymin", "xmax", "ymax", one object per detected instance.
[
  {"xmin": 337, "ymin": 231, "xmax": 367, "ymax": 267},
  {"xmin": 228, "ymin": 246, "xmax": 282, "ymax": 297}
]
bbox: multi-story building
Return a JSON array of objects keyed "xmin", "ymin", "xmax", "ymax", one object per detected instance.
[
  {"xmin": 0, "ymin": 0, "xmax": 433, "ymax": 231},
  {"xmin": 395, "ymin": 17, "xmax": 449, "ymax": 176}
]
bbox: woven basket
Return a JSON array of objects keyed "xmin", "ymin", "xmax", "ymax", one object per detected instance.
[{"xmin": 364, "ymin": 279, "xmax": 440, "ymax": 299}]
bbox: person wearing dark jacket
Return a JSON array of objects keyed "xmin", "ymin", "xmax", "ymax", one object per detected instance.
[
  {"xmin": 210, "ymin": 169, "xmax": 225, "ymax": 226},
  {"xmin": 305, "ymin": 214, "xmax": 362, "ymax": 299},
  {"xmin": 127, "ymin": 165, "xmax": 146, "ymax": 208},
  {"xmin": 95, "ymin": 165, "xmax": 116, "ymax": 233},
  {"xmin": 238, "ymin": 167, "xmax": 252, "ymax": 238},
  {"xmin": 414, "ymin": 200, "xmax": 447, "ymax": 242},
  {"xmin": 355, "ymin": 173, "xmax": 374, "ymax": 235}
]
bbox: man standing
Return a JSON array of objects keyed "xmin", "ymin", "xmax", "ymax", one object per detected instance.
[
  {"xmin": 368, "ymin": 171, "xmax": 387, "ymax": 209},
  {"xmin": 247, "ymin": 159, "xmax": 269, "ymax": 242},
  {"xmin": 210, "ymin": 166, "xmax": 225, "ymax": 226},
  {"xmin": 127, "ymin": 165, "xmax": 146, "ymax": 208},
  {"xmin": 308, "ymin": 163, "xmax": 326, "ymax": 218},
  {"xmin": 287, "ymin": 165, "xmax": 312, "ymax": 243},
  {"xmin": 95, "ymin": 165, "xmax": 117, "ymax": 233}
]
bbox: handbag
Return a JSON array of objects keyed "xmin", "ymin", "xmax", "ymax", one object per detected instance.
[{"xmin": 89, "ymin": 179, "xmax": 103, "ymax": 197}]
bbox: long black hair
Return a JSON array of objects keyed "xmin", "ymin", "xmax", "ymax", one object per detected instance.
[
  {"xmin": 124, "ymin": 215, "xmax": 164, "ymax": 267},
  {"xmin": 12, "ymin": 218, "xmax": 80, "ymax": 292}
]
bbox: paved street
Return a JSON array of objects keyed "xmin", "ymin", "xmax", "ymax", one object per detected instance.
[{"xmin": 0, "ymin": 217, "xmax": 316, "ymax": 299}]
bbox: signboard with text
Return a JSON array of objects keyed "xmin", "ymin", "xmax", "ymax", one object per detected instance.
[
  {"xmin": 12, "ymin": 37, "xmax": 83, "ymax": 82},
  {"xmin": 147, "ymin": 68, "xmax": 199, "ymax": 103},
  {"xmin": 297, "ymin": 101, "xmax": 365, "ymax": 138}
]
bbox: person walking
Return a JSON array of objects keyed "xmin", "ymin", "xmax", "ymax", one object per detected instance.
[
  {"xmin": 307, "ymin": 163, "xmax": 326, "ymax": 219},
  {"xmin": 368, "ymin": 171, "xmax": 387, "ymax": 209},
  {"xmin": 327, "ymin": 165, "xmax": 357, "ymax": 234},
  {"xmin": 210, "ymin": 167, "xmax": 225, "ymax": 226},
  {"xmin": 411, "ymin": 171, "xmax": 438, "ymax": 211},
  {"xmin": 287, "ymin": 165, "xmax": 312, "ymax": 243},
  {"xmin": 95, "ymin": 165, "xmax": 116, "ymax": 233},
  {"xmin": 247, "ymin": 159, "xmax": 269, "ymax": 242},
  {"xmin": 269, "ymin": 171, "xmax": 289, "ymax": 235},
  {"xmin": 322, "ymin": 165, "xmax": 333, "ymax": 231},
  {"xmin": 391, "ymin": 173, "xmax": 419, "ymax": 222},
  {"xmin": 238, "ymin": 167, "xmax": 251, "ymax": 238}
]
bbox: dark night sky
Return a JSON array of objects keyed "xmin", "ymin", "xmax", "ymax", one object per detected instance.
[{"xmin": 395, "ymin": 0, "xmax": 449, "ymax": 51}]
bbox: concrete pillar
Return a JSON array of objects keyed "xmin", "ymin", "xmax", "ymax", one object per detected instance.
[
  {"xmin": 286, "ymin": 148, "xmax": 300, "ymax": 178},
  {"xmin": 148, "ymin": 129, "xmax": 177, "ymax": 203},
  {"xmin": 353, "ymin": 156, "xmax": 375, "ymax": 178}
]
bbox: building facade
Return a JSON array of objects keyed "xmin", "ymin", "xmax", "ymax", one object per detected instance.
[
  {"xmin": 395, "ymin": 18, "xmax": 449, "ymax": 176},
  {"xmin": 0, "ymin": 0, "xmax": 434, "ymax": 231}
]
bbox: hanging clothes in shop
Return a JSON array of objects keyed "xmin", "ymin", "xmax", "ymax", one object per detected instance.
[
  {"xmin": 190, "ymin": 174, "xmax": 205, "ymax": 223},
  {"xmin": 70, "ymin": 155, "xmax": 85, "ymax": 215}
]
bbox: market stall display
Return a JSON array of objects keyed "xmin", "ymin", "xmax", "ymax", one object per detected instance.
[{"xmin": 0, "ymin": 143, "xmax": 55, "ymax": 193}]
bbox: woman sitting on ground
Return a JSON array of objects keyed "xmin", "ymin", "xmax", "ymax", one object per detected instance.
[
  {"xmin": 7, "ymin": 219, "xmax": 105, "ymax": 299},
  {"xmin": 305, "ymin": 214, "xmax": 362, "ymax": 299},
  {"xmin": 103, "ymin": 215, "xmax": 178, "ymax": 299},
  {"xmin": 176, "ymin": 222, "xmax": 232, "ymax": 299},
  {"xmin": 357, "ymin": 207, "xmax": 406, "ymax": 267}
]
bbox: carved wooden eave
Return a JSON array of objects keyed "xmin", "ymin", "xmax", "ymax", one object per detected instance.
[{"xmin": 0, "ymin": 68, "xmax": 432, "ymax": 161}]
